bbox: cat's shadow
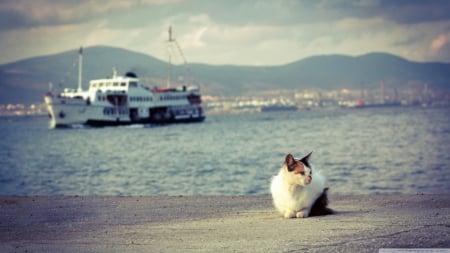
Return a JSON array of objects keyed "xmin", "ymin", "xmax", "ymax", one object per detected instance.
[
  {"xmin": 308, "ymin": 209, "xmax": 359, "ymax": 218},
  {"xmin": 268, "ymin": 210, "xmax": 361, "ymax": 220}
]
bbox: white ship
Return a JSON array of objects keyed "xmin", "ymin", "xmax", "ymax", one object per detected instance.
[{"xmin": 44, "ymin": 28, "xmax": 205, "ymax": 128}]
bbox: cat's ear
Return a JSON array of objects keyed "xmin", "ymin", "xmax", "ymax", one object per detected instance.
[
  {"xmin": 300, "ymin": 151, "xmax": 313, "ymax": 168},
  {"xmin": 285, "ymin": 154, "xmax": 296, "ymax": 171}
]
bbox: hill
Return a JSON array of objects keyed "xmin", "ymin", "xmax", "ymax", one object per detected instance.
[{"xmin": 0, "ymin": 46, "xmax": 449, "ymax": 104}]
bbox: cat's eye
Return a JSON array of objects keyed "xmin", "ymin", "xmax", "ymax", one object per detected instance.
[{"xmin": 299, "ymin": 172, "xmax": 305, "ymax": 175}]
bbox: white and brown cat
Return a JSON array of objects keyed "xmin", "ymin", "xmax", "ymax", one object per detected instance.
[{"xmin": 270, "ymin": 152, "xmax": 333, "ymax": 218}]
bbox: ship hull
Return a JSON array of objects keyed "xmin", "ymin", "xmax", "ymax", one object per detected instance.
[{"xmin": 45, "ymin": 95, "xmax": 204, "ymax": 128}]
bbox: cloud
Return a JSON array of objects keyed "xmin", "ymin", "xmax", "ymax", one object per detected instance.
[
  {"xmin": 0, "ymin": 0, "xmax": 450, "ymax": 65},
  {"xmin": 430, "ymin": 33, "xmax": 450, "ymax": 52},
  {"xmin": 0, "ymin": 1, "xmax": 116, "ymax": 30},
  {"xmin": 429, "ymin": 32, "xmax": 450, "ymax": 62},
  {"xmin": 0, "ymin": 0, "xmax": 182, "ymax": 30},
  {"xmin": 180, "ymin": 27, "xmax": 208, "ymax": 48},
  {"xmin": 378, "ymin": 0, "xmax": 450, "ymax": 24}
]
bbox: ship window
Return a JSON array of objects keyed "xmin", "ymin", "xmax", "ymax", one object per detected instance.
[
  {"xmin": 121, "ymin": 82, "xmax": 126, "ymax": 87},
  {"xmin": 92, "ymin": 83, "xmax": 97, "ymax": 88},
  {"xmin": 113, "ymin": 82, "xmax": 119, "ymax": 87},
  {"xmin": 129, "ymin": 81, "xmax": 137, "ymax": 87},
  {"xmin": 99, "ymin": 83, "xmax": 104, "ymax": 87}
]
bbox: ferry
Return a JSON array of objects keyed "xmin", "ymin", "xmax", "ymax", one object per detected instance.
[{"xmin": 44, "ymin": 28, "xmax": 205, "ymax": 128}]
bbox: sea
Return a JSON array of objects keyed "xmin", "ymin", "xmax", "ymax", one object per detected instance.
[{"xmin": 0, "ymin": 106, "xmax": 449, "ymax": 196}]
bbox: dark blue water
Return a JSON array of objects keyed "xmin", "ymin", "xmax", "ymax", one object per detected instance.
[{"xmin": 1, "ymin": 106, "xmax": 449, "ymax": 196}]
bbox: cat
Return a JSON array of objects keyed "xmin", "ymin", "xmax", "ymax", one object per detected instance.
[{"xmin": 270, "ymin": 152, "xmax": 333, "ymax": 218}]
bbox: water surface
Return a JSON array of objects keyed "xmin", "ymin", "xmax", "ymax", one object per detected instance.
[{"xmin": 0, "ymin": 106, "xmax": 449, "ymax": 196}]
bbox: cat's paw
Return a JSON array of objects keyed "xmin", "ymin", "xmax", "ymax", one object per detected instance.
[
  {"xmin": 296, "ymin": 211, "xmax": 308, "ymax": 218},
  {"xmin": 284, "ymin": 211, "xmax": 296, "ymax": 219}
]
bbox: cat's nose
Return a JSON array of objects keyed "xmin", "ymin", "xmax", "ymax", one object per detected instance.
[{"xmin": 308, "ymin": 175, "xmax": 312, "ymax": 181}]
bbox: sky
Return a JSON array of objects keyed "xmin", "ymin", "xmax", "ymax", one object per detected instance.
[{"xmin": 0, "ymin": 0, "xmax": 449, "ymax": 66}]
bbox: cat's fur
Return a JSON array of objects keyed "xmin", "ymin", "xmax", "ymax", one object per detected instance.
[{"xmin": 270, "ymin": 152, "xmax": 333, "ymax": 218}]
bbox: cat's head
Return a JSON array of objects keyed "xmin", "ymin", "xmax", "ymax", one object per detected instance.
[{"xmin": 284, "ymin": 152, "xmax": 313, "ymax": 186}]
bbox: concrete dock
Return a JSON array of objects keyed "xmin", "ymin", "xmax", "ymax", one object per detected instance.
[{"xmin": 1, "ymin": 194, "xmax": 449, "ymax": 252}]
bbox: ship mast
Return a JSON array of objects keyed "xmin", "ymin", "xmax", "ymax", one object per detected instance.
[
  {"xmin": 167, "ymin": 27, "xmax": 174, "ymax": 88},
  {"xmin": 166, "ymin": 26, "xmax": 191, "ymax": 88},
  {"xmin": 77, "ymin": 47, "xmax": 83, "ymax": 92}
]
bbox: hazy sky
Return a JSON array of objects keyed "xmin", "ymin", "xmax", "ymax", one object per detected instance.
[{"xmin": 1, "ymin": 0, "xmax": 449, "ymax": 65}]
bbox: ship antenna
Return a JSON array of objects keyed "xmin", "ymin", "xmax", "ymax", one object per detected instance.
[{"xmin": 77, "ymin": 46, "xmax": 83, "ymax": 92}]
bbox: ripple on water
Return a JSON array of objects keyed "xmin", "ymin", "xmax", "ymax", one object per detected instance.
[{"xmin": 0, "ymin": 107, "xmax": 449, "ymax": 195}]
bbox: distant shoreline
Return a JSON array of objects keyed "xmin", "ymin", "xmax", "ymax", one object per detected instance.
[{"xmin": 1, "ymin": 102, "xmax": 449, "ymax": 118}]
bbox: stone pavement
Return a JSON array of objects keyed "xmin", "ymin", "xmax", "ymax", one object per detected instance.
[{"xmin": 1, "ymin": 194, "xmax": 449, "ymax": 252}]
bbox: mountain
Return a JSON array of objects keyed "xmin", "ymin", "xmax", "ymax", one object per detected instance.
[
  {"xmin": 0, "ymin": 46, "xmax": 168, "ymax": 104},
  {"xmin": 1, "ymin": 46, "xmax": 449, "ymax": 104}
]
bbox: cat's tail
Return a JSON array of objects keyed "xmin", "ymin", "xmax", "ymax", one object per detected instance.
[{"xmin": 310, "ymin": 188, "xmax": 334, "ymax": 216}]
